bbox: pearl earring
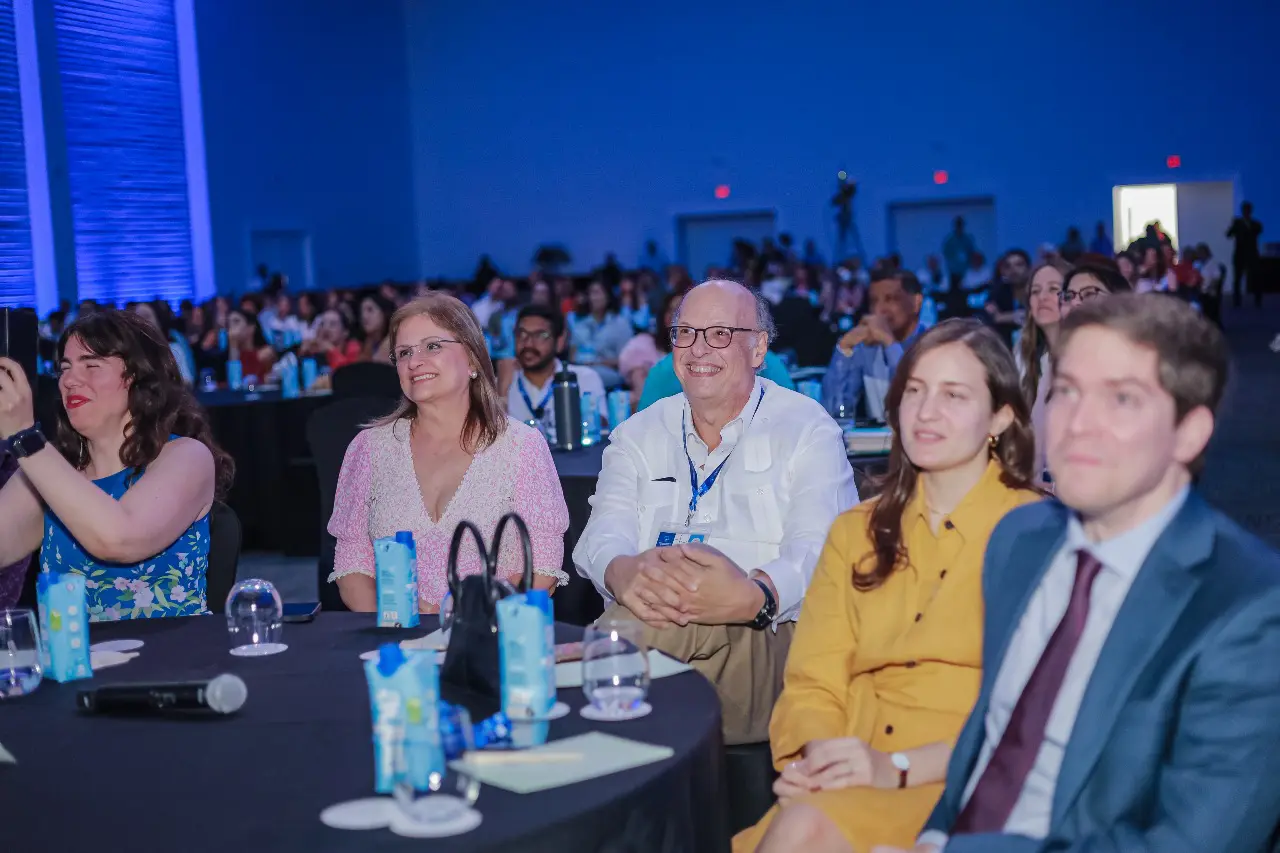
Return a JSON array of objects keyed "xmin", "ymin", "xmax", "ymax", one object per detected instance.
[{"xmin": 470, "ymin": 370, "xmax": 478, "ymax": 379}]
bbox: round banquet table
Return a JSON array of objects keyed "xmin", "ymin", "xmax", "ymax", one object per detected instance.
[{"xmin": 0, "ymin": 614, "xmax": 729, "ymax": 853}]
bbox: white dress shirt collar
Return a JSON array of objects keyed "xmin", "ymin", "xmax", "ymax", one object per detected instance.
[
  {"xmin": 1063, "ymin": 485, "xmax": 1190, "ymax": 580},
  {"xmin": 679, "ymin": 378, "xmax": 765, "ymax": 464}
]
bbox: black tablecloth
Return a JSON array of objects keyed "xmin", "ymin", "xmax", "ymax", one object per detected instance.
[{"xmin": 0, "ymin": 614, "xmax": 729, "ymax": 853}]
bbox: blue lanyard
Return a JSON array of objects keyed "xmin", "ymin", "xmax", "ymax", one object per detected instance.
[
  {"xmin": 517, "ymin": 376, "xmax": 555, "ymax": 419},
  {"xmin": 682, "ymin": 386, "xmax": 766, "ymax": 525}
]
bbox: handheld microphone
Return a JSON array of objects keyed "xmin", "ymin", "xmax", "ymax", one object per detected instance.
[{"xmin": 75, "ymin": 674, "xmax": 248, "ymax": 716}]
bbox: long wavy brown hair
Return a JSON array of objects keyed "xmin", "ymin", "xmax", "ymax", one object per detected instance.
[
  {"xmin": 854, "ymin": 319, "xmax": 1039, "ymax": 592},
  {"xmin": 1018, "ymin": 259, "xmax": 1072, "ymax": 409},
  {"xmin": 370, "ymin": 292, "xmax": 507, "ymax": 453},
  {"xmin": 53, "ymin": 309, "xmax": 235, "ymax": 498}
]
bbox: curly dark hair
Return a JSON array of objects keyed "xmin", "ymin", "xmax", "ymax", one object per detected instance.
[{"xmin": 52, "ymin": 309, "xmax": 235, "ymax": 498}]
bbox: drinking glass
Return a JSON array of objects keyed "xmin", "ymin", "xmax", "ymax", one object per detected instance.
[
  {"xmin": 0, "ymin": 609, "xmax": 43, "ymax": 699},
  {"xmin": 582, "ymin": 618, "xmax": 650, "ymax": 717},
  {"xmin": 225, "ymin": 579, "xmax": 285, "ymax": 656},
  {"xmin": 391, "ymin": 703, "xmax": 482, "ymax": 835}
]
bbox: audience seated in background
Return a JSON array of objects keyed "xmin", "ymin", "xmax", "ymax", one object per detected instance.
[
  {"xmin": 569, "ymin": 280, "xmax": 633, "ymax": 388},
  {"xmin": 0, "ymin": 310, "xmax": 234, "ymax": 620},
  {"xmin": 299, "ymin": 308, "xmax": 362, "ymax": 376},
  {"xmin": 1059, "ymin": 262, "xmax": 1131, "ymax": 320},
  {"xmin": 822, "ymin": 270, "xmax": 926, "ymax": 422},
  {"xmin": 328, "ymin": 293, "xmax": 569, "ymax": 613},
  {"xmin": 882, "ymin": 295, "xmax": 1280, "ymax": 853},
  {"xmin": 1015, "ymin": 260, "xmax": 1071, "ymax": 483},
  {"xmin": 740, "ymin": 320, "xmax": 1042, "ymax": 853},
  {"xmin": 358, "ymin": 293, "xmax": 396, "ymax": 364},
  {"xmin": 506, "ymin": 304, "xmax": 607, "ymax": 427},
  {"xmin": 573, "ymin": 280, "xmax": 858, "ymax": 744},
  {"xmin": 619, "ymin": 290, "xmax": 684, "ymax": 409},
  {"xmin": 226, "ymin": 307, "xmax": 277, "ymax": 383}
]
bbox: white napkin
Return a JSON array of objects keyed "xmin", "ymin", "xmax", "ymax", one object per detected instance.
[
  {"xmin": 555, "ymin": 649, "xmax": 692, "ymax": 689},
  {"xmin": 450, "ymin": 731, "xmax": 674, "ymax": 794},
  {"xmin": 0, "ymin": 742, "xmax": 15, "ymax": 763},
  {"xmin": 89, "ymin": 650, "xmax": 139, "ymax": 670}
]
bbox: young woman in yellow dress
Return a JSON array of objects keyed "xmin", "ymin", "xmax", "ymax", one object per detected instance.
[{"xmin": 735, "ymin": 319, "xmax": 1045, "ymax": 853}]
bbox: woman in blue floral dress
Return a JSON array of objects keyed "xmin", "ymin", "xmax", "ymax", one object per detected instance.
[{"xmin": 0, "ymin": 310, "xmax": 234, "ymax": 621}]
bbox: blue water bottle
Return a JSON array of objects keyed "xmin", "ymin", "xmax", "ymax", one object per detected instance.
[
  {"xmin": 218, "ymin": 328, "xmax": 228, "ymax": 351},
  {"xmin": 226, "ymin": 360, "xmax": 243, "ymax": 391},
  {"xmin": 281, "ymin": 361, "xmax": 300, "ymax": 399},
  {"xmin": 301, "ymin": 358, "xmax": 318, "ymax": 391},
  {"xmin": 606, "ymin": 389, "xmax": 631, "ymax": 430},
  {"xmin": 581, "ymin": 392, "xmax": 601, "ymax": 446}
]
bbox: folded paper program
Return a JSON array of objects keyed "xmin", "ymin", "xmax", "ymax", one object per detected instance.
[{"xmin": 450, "ymin": 732, "xmax": 674, "ymax": 794}]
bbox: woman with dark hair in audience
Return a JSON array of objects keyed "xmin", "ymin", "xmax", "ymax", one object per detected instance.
[
  {"xmin": 130, "ymin": 301, "xmax": 196, "ymax": 385},
  {"xmin": 0, "ymin": 310, "xmax": 234, "ymax": 620},
  {"xmin": 358, "ymin": 293, "xmax": 396, "ymax": 364},
  {"xmin": 226, "ymin": 307, "xmax": 277, "ymax": 383},
  {"xmin": 1114, "ymin": 250, "xmax": 1138, "ymax": 288},
  {"xmin": 618, "ymin": 289, "xmax": 684, "ymax": 408},
  {"xmin": 299, "ymin": 308, "xmax": 361, "ymax": 376},
  {"xmin": 1016, "ymin": 259, "xmax": 1071, "ymax": 483},
  {"xmin": 327, "ymin": 293, "xmax": 568, "ymax": 612},
  {"xmin": 735, "ymin": 320, "xmax": 1042, "ymax": 853},
  {"xmin": 1135, "ymin": 244, "xmax": 1173, "ymax": 293},
  {"xmin": 570, "ymin": 279, "xmax": 632, "ymax": 387},
  {"xmin": 1060, "ymin": 261, "xmax": 1131, "ymax": 319}
]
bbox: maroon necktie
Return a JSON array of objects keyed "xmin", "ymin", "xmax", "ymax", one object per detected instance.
[{"xmin": 952, "ymin": 549, "xmax": 1104, "ymax": 835}]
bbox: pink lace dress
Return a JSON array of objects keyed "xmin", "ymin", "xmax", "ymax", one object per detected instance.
[{"xmin": 327, "ymin": 417, "xmax": 570, "ymax": 608}]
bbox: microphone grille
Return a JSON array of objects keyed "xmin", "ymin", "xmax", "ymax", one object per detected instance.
[{"xmin": 206, "ymin": 674, "xmax": 248, "ymax": 714}]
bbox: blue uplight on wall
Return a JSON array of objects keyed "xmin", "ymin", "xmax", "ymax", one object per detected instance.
[
  {"xmin": 0, "ymin": 0, "xmax": 34, "ymax": 308},
  {"xmin": 54, "ymin": 0, "xmax": 194, "ymax": 306}
]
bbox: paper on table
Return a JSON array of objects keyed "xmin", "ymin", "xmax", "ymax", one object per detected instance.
[
  {"xmin": 450, "ymin": 732, "xmax": 674, "ymax": 794},
  {"xmin": 89, "ymin": 650, "xmax": 139, "ymax": 670},
  {"xmin": 0, "ymin": 741, "xmax": 14, "ymax": 763},
  {"xmin": 555, "ymin": 649, "xmax": 692, "ymax": 689}
]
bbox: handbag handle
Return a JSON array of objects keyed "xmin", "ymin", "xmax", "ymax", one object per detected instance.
[
  {"xmin": 446, "ymin": 513, "xmax": 535, "ymax": 600},
  {"xmin": 447, "ymin": 519, "xmax": 492, "ymax": 603},
  {"xmin": 491, "ymin": 512, "xmax": 534, "ymax": 593}
]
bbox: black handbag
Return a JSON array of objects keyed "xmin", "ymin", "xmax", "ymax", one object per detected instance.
[{"xmin": 439, "ymin": 513, "xmax": 533, "ymax": 717}]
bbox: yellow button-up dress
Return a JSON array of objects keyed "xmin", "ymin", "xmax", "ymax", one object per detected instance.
[{"xmin": 734, "ymin": 461, "xmax": 1042, "ymax": 852}]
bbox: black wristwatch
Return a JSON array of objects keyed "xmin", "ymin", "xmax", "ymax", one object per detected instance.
[
  {"xmin": 747, "ymin": 578, "xmax": 777, "ymax": 630},
  {"xmin": 8, "ymin": 424, "xmax": 47, "ymax": 458}
]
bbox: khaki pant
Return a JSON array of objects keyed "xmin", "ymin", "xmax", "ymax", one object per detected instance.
[{"xmin": 603, "ymin": 603, "xmax": 794, "ymax": 745}]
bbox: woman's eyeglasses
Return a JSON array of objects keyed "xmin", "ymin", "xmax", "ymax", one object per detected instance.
[
  {"xmin": 391, "ymin": 339, "xmax": 460, "ymax": 364},
  {"xmin": 668, "ymin": 325, "xmax": 758, "ymax": 349},
  {"xmin": 1060, "ymin": 288, "xmax": 1106, "ymax": 305}
]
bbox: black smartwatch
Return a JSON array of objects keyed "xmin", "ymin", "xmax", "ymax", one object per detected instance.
[
  {"xmin": 747, "ymin": 578, "xmax": 777, "ymax": 630},
  {"xmin": 8, "ymin": 424, "xmax": 47, "ymax": 459}
]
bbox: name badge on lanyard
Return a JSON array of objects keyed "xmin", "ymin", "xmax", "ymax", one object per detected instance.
[
  {"xmin": 654, "ymin": 386, "xmax": 766, "ymax": 547},
  {"xmin": 517, "ymin": 377, "xmax": 555, "ymax": 420}
]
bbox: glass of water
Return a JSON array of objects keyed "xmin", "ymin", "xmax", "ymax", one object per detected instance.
[
  {"xmin": 391, "ymin": 703, "xmax": 482, "ymax": 835},
  {"xmin": 582, "ymin": 618, "xmax": 650, "ymax": 717},
  {"xmin": 225, "ymin": 579, "xmax": 285, "ymax": 656},
  {"xmin": 0, "ymin": 609, "xmax": 43, "ymax": 699}
]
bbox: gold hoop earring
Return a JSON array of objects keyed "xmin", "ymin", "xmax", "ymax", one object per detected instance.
[{"xmin": 988, "ymin": 434, "xmax": 998, "ymax": 455}]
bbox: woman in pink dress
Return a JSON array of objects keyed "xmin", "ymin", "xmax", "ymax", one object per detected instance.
[{"xmin": 328, "ymin": 293, "xmax": 569, "ymax": 612}]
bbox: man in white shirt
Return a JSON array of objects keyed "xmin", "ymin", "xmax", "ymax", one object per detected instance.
[
  {"xmin": 868, "ymin": 294, "xmax": 1280, "ymax": 853},
  {"xmin": 573, "ymin": 280, "xmax": 858, "ymax": 744},
  {"xmin": 505, "ymin": 305, "xmax": 607, "ymax": 427}
]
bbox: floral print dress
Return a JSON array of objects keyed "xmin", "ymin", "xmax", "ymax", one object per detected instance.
[{"xmin": 40, "ymin": 466, "xmax": 209, "ymax": 621}]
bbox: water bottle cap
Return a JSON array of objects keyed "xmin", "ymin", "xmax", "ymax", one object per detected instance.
[
  {"xmin": 554, "ymin": 369, "xmax": 577, "ymax": 383},
  {"xmin": 394, "ymin": 531, "xmax": 414, "ymax": 548},
  {"xmin": 376, "ymin": 642, "xmax": 406, "ymax": 676}
]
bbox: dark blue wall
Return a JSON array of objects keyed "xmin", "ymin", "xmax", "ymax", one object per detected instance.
[
  {"xmin": 196, "ymin": 0, "xmax": 419, "ymax": 294},
  {"xmin": 408, "ymin": 0, "xmax": 1280, "ymax": 277}
]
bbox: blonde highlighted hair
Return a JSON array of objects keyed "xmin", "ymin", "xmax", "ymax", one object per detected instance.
[{"xmin": 370, "ymin": 293, "xmax": 507, "ymax": 453}]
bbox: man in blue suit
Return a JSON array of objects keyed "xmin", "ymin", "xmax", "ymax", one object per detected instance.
[{"xmin": 877, "ymin": 293, "xmax": 1280, "ymax": 853}]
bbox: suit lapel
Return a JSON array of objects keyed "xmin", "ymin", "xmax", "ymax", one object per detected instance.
[{"xmin": 1051, "ymin": 493, "xmax": 1216, "ymax": 822}]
